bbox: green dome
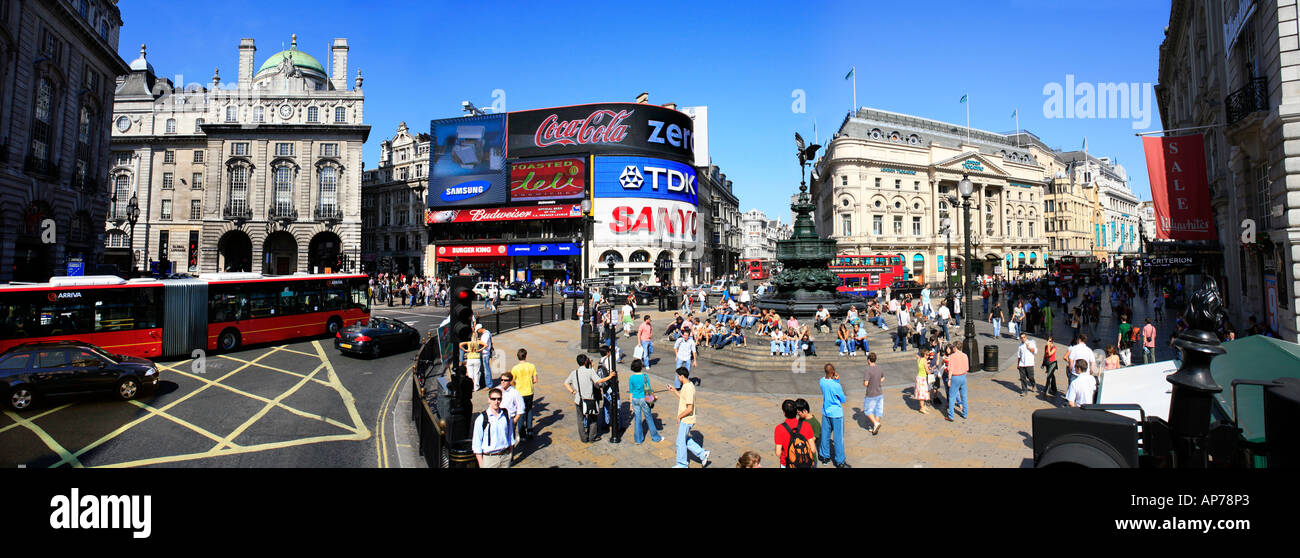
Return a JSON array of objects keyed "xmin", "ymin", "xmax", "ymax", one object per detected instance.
[{"xmin": 257, "ymin": 39, "xmax": 326, "ymax": 77}]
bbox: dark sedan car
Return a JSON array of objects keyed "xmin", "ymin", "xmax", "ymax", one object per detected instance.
[
  {"xmin": 633, "ymin": 286, "xmax": 669, "ymax": 305},
  {"xmin": 1, "ymin": 341, "xmax": 159, "ymax": 411},
  {"xmin": 561, "ymin": 285, "xmax": 586, "ymax": 298},
  {"xmin": 509, "ymin": 281, "xmax": 544, "ymax": 298},
  {"xmin": 889, "ymin": 280, "xmax": 925, "ymax": 299},
  {"xmin": 335, "ymin": 317, "xmax": 421, "ymax": 358}
]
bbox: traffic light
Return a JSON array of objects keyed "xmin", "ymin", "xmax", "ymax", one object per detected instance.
[{"xmin": 448, "ymin": 276, "xmax": 477, "ymax": 357}]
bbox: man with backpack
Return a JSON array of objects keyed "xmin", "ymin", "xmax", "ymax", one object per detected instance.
[
  {"xmin": 774, "ymin": 399, "xmax": 817, "ymax": 468},
  {"xmin": 1117, "ymin": 315, "xmax": 1135, "ymax": 367},
  {"xmin": 564, "ymin": 354, "xmax": 610, "ymax": 443},
  {"xmin": 471, "ymin": 387, "xmax": 515, "ymax": 468}
]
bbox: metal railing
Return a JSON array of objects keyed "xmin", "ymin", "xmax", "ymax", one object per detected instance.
[
  {"xmin": 223, "ymin": 203, "xmax": 252, "ymax": 220},
  {"xmin": 1226, "ymin": 77, "xmax": 1268, "ymax": 125},
  {"xmin": 23, "ymin": 154, "xmax": 59, "ymax": 179},
  {"xmin": 268, "ymin": 204, "xmax": 298, "ymax": 221},
  {"xmin": 409, "ymin": 299, "xmax": 568, "ymax": 468},
  {"xmin": 314, "ymin": 205, "xmax": 343, "ymax": 223}
]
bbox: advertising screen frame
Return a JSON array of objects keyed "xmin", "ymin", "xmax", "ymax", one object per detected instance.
[
  {"xmin": 507, "ymin": 102, "xmax": 695, "ymax": 162},
  {"xmin": 428, "ymin": 113, "xmax": 509, "ymax": 209}
]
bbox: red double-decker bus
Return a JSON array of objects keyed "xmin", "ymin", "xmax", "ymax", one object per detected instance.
[
  {"xmin": 0, "ymin": 273, "xmax": 370, "ymax": 359},
  {"xmin": 1057, "ymin": 255, "xmax": 1098, "ymax": 277},
  {"xmin": 830, "ymin": 254, "xmax": 904, "ymax": 297},
  {"xmin": 740, "ymin": 258, "xmax": 772, "ymax": 281}
]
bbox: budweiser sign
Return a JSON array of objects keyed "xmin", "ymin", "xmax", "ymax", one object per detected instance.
[
  {"xmin": 427, "ymin": 204, "xmax": 582, "ymax": 224},
  {"xmin": 510, "ymin": 158, "xmax": 586, "ymax": 201},
  {"xmin": 533, "ymin": 109, "xmax": 633, "ymax": 148}
]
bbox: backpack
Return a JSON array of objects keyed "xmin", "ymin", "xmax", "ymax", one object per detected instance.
[{"xmin": 783, "ymin": 419, "xmax": 816, "ymax": 468}]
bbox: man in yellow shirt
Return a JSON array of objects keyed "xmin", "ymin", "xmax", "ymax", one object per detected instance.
[
  {"xmin": 510, "ymin": 348, "xmax": 539, "ymax": 440},
  {"xmin": 667, "ymin": 367, "xmax": 710, "ymax": 468}
]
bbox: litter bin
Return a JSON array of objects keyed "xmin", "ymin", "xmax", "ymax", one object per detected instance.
[
  {"xmin": 449, "ymin": 440, "xmax": 477, "ymax": 468},
  {"xmin": 983, "ymin": 344, "xmax": 998, "ymax": 372}
]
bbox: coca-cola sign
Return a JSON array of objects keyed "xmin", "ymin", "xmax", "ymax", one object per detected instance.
[
  {"xmin": 509, "ymin": 158, "xmax": 587, "ymax": 202},
  {"xmin": 508, "ymin": 102, "xmax": 695, "ymax": 163},
  {"xmin": 534, "ymin": 111, "xmax": 633, "ymax": 148},
  {"xmin": 427, "ymin": 204, "xmax": 583, "ymax": 224}
]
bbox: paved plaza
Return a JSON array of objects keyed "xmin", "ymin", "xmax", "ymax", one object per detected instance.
[{"xmin": 396, "ymin": 288, "xmax": 1184, "ymax": 468}]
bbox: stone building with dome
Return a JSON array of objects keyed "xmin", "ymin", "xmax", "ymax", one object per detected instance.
[{"xmin": 106, "ymin": 34, "xmax": 368, "ymax": 275}]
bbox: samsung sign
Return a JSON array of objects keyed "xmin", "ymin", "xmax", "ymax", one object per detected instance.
[
  {"xmin": 593, "ymin": 156, "xmax": 697, "ymax": 206},
  {"xmin": 440, "ymin": 181, "xmax": 491, "ymax": 203}
]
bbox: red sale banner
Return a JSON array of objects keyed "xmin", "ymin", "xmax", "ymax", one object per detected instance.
[
  {"xmin": 1142, "ymin": 135, "xmax": 1217, "ymax": 240},
  {"xmin": 426, "ymin": 204, "xmax": 582, "ymax": 224}
]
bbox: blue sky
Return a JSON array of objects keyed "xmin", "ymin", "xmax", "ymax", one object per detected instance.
[{"xmin": 118, "ymin": 0, "xmax": 1170, "ymax": 221}]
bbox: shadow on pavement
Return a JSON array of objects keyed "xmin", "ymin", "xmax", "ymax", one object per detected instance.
[{"xmin": 1017, "ymin": 430, "xmax": 1034, "ymax": 450}]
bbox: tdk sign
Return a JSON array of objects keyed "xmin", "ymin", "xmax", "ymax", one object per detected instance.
[
  {"xmin": 440, "ymin": 181, "xmax": 491, "ymax": 203},
  {"xmin": 594, "ymin": 156, "xmax": 698, "ymax": 206}
]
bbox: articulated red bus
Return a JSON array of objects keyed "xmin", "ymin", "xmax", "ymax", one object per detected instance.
[
  {"xmin": 830, "ymin": 254, "xmax": 904, "ymax": 297},
  {"xmin": 740, "ymin": 258, "xmax": 773, "ymax": 281},
  {"xmin": 0, "ymin": 273, "xmax": 370, "ymax": 359}
]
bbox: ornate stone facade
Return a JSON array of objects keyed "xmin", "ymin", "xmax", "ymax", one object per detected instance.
[{"xmin": 106, "ymin": 35, "xmax": 368, "ymax": 275}]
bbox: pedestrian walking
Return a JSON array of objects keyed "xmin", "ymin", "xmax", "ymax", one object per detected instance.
[
  {"xmin": 774, "ymin": 399, "xmax": 817, "ymax": 468},
  {"xmin": 564, "ymin": 354, "xmax": 608, "ymax": 443},
  {"xmin": 915, "ymin": 348, "xmax": 931, "ymax": 414},
  {"xmin": 459, "ymin": 333, "xmax": 485, "ymax": 391},
  {"xmin": 471, "ymin": 388, "xmax": 515, "ymax": 468},
  {"xmin": 477, "ymin": 325, "xmax": 495, "ymax": 387},
  {"xmin": 945, "ymin": 344, "xmax": 969, "ymax": 422},
  {"xmin": 989, "ymin": 303, "xmax": 1005, "ymax": 339},
  {"xmin": 668, "ymin": 367, "xmax": 710, "ymax": 467},
  {"xmin": 863, "ymin": 352, "xmax": 885, "ymax": 433},
  {"xmin": 637, "ymin": 315, "xmax": 654, "ymax": 370},
  {"xmin": 1042, "ymin": 303, "xmax": 1054, "ymax": 338},
  {"xmin": 1066, "ymin": 360, "xmax": 1097, "ymax": 408},
  {"xmin": 1016, "ymin": 332, "xmax": 1037, "ymax": 396},
  {"xmin": 893, "ymin": 307, "xmax": 911, "ymax": 352},
  {"xmin": 1041, "ymin": 334, "xmax": 1060, "ymax": 398},
  {"xmin": 1116, "ymin": 315, "xmax": 1133, "ymax": 366},
  {"xmin": 626, "ymin": 360, "xmax": 662, "ymax": 444},
  {"xmin": 1141, "ymin": 318, "xmax": 1157, "ymax": 364},
  {"xmin": 818, "ymin": 363, "xmax": 851, "ymax": 467},
  {"xmin": 673, "ymin": 333, "xmax": 697, "ymax": 389},
  {"xmin": 509, "ymin": 349, "xmax": 538, "ymax": 440}
]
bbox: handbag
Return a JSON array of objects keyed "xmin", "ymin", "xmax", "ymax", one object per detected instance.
[
  {"xmin": 633, "ymin": 343, "xmax": 644, "ymax": 360},
  {"xmin": 641, "ymin": 374, "xmax": 656, "ymax": 405}
]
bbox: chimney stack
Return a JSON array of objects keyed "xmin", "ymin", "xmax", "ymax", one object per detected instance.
[
  {"xmin": 331, "ymin": 38, "xmax": 349, "ymax": 90},
  {"xmin": 238, "ymin": 38, "xmax": 256, "ymax": 88},
  {"xmin": 635, "ymin": 92, "xmax": 649, "ymax": 104}
]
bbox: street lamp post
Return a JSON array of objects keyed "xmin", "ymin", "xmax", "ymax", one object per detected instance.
[
  {"xmin": 941, "ymin": 216, "xmax": 953, "ymax": 299},
  {"xmin": 580, "ymin": 198, "xmax": 596, "ymax": 352},
  {"xmin": 604, "ymin": 254, "xmax": 621, "ymax": 443},
  {"xmin": 958, "ymin": 175, "xmax": 980, "ymax": 367},
  {"xmin": 127, "ymin": 195, "xmax": 141, "ymax": 276}
]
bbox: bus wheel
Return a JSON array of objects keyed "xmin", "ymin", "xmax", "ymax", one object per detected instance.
[
  {"xmin": 219, "ymin": 329, "xmax": 241, "ymax": 352},
  {"xmin": 327, "ymin": 317, "xmax": 343, "ymax": 336},
  {"xmin": 116, "ymin": 377, "xmax": 140, "ymax": 401},
  {"xmin": 8, "ymin": 386, "xmax": 34, "ymax": 411}
]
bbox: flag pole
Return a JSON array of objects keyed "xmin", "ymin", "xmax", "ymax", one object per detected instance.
[
  {"xmin": 852, "ymin": 66, "xmax": 857, "ymax": 113},
  {"xmin": 1015, "ymin": 109, "xmax": 1020, "ymax": 148},
  {"xmin": 965, "ymin": 93, "xmax": 970, "ymax": 145}
]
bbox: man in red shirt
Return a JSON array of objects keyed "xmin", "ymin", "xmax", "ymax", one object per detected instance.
[
  {"xmin": 637, "ymin": 315, "xmax": 654, "ymax": 370},
  {"xmin": 945, "ymin": 344, "xmax": 970, "ymax": 422},
  {"xmin": 774, "ymin": 399, "xmax": 817, "ymax": 468}
]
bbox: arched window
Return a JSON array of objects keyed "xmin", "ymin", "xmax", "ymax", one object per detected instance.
[
  {"xmin": 31, "ymin": 78, "xmax": 55, "ymax": 162},
  {"xmin": 629, "ymin": 250, "xmax": 651, "ymax": 263},
  {"xmin": 228, "ymin": 166, "xmax": 249, "ymax": 214},
  {"xmin": 912, "ymin": 254, "xmax": 925, "ymax": 281},
  {"xmin": 273, "ymin": 166, "xmax": 294, "ymax": 213},
  {"xmin": 599, "ymin": 250, "xmax": 623, "ymax": 263},
  {"xmin": 112, "ymin": 174, "xmax": 131, "ymax": 220},
  {"xmin": 318, "ymin": 166, "xmax": 338, "ymax": 215},
  {"xmin": 1030, "ymin": 252, "xmax": 1037, "ymax": 265},
  {"xmin": 334, "ymin": 106, "xmax": 346, "ymax": 123},
  {"xmin": 166, "ymin": 118, "xmax": 177, "ymax": 133}
]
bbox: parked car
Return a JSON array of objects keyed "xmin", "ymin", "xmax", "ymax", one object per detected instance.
[
  {"xmin": 889, "ymin": 279, "xmax": 924, "ymax": 299},
  {"xmin": 509, "ymin": 281, "xmax": 544, "ymax": 298},
  {"xmin": 472, "ymin": 281, "xmax": 518, "ymax": 301},
  {"xmin": 633, "ymin": 286, "xmax": 669, "ymax": 305},
  {"xmin": 335, "ymin": 317, "xmax": 421, "ymax": 358},
  {"xmin": 1, "ymin": 341, "xmax": 159, "ymax": 411}
]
